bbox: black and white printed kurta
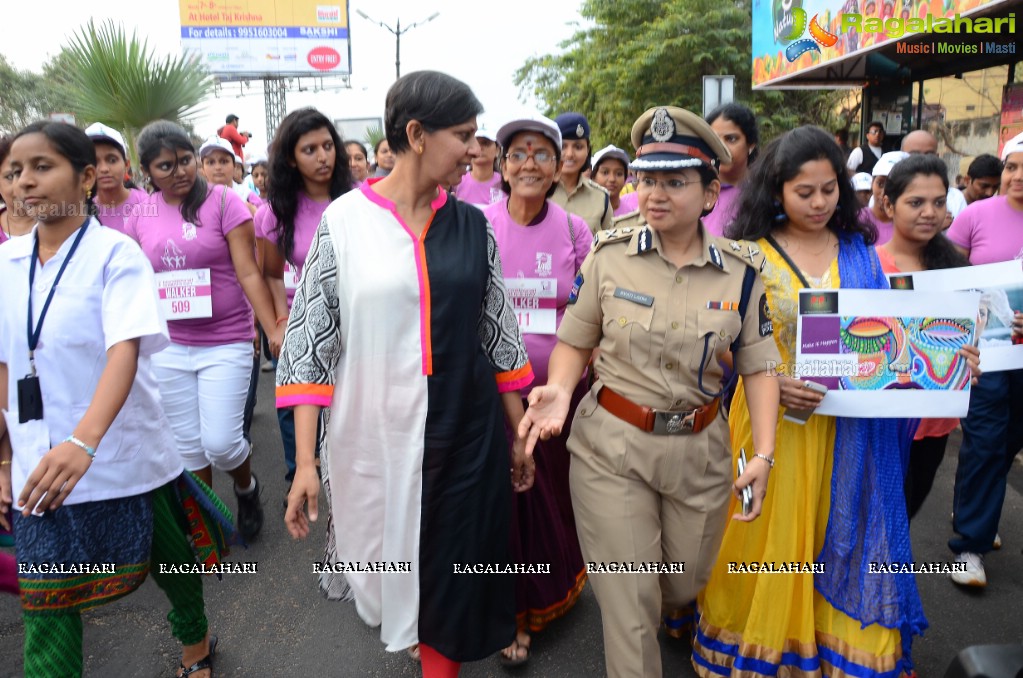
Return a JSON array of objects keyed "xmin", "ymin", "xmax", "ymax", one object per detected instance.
[{"xmin": 276, "ymin": 181, "xmax": 532, "ymax": 660}]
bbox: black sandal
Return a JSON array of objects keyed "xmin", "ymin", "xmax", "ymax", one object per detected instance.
[{"xmin": 179, "ymin": 634, "xmax": 217, "ymax": 677}]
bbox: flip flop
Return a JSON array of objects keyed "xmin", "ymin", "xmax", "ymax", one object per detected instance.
[
  {"xmin": 499, "ymin": 635, "xmax": 530, "ymax": 668},
  {"xmin": 179, "ymin": 634, "xmax": 217, "ymax": 677}
]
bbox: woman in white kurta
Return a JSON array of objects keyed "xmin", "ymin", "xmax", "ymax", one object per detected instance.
[{"xmin": 279, "ymin": 71, "xmax": 534, "ymax": 677}]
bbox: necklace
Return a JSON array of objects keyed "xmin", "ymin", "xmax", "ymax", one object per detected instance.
[{"xmin": 777, "ymin": 228, "xmax": 835, "ymax": 256}]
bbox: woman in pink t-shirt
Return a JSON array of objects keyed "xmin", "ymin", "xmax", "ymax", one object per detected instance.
[
  {"xmin": 484, "ymin": 113, "xmax": 590, "ymax": 667},
  {"xmin": 125, "ymin": 121, "xmax": 283, "ymax": 541},
  {"xmin": 452, "ymin": 122, "xmax": 503, "ymax": 207},
  {"xmin": 256, "ymin": 108, "xmax": 353, "ymax": 491},
  {"xmin": 875, "ymin": 154, "xmax": 974, "ymax": 521},
  {"xmin": 85, "ymin": 122, "xmax": 148, "ymax": 234}
]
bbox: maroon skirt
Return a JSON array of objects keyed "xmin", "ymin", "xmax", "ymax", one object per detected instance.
[{"xmin": 508, "ymin": 384, "xmax": 587, "ymax": 632}]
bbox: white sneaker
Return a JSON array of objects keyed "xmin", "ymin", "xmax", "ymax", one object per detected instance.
[
  {"xmin": 993, "ymin": 533, "xmax": 1002, "ymax": 550},
  {"xmin": 951, "ymin": 552, "xmax": 986, "ymax": 587}
]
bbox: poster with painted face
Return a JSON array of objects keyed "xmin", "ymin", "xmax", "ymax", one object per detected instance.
[
  {"xmin": 795, "ymin": 288, "xmax": 979, "ymax": 417},
  {"xmin": 889, "ymin": 260, "xmax": 1023, "ymax": 372}
]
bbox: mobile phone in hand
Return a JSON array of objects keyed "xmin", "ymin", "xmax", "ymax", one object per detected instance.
[
  {"xmin": 738, "ymin": 448, "xmax": 753, "ymax": 515},
  {"xmin": 782, "ymin": 380, "xmax": 828, "ymax": 425}
]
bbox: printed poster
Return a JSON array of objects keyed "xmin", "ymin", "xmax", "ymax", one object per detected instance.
[
  {"xmin": 795, "ymin": 288, "xmax": 979, "ymax": 417},
  {"xmin": 889, "ymin": 260, "xmax": 1023, "ymax": 372}
]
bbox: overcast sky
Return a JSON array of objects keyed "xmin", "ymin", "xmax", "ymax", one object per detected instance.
[{"xmin": 3, "ymin": 0, "xmax": 585, "ymax": 157}]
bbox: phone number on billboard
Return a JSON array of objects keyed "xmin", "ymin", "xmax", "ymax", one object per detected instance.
[{"xmin": 236, "ymin": 27, "xmax": 287, "ymax": 38}]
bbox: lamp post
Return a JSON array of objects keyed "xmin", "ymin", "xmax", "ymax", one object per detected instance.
[{"xmin": 356, "ymin": 10, "xmax": 440, "ymax": 80}]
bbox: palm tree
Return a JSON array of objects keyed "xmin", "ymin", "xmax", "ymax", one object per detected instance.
[{"xmin": 60, "ymin": 19, "xmax": 213, "ymax": 169}]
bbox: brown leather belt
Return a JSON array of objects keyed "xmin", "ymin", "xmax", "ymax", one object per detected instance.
[{"xmin": 597, "ymin": 386, "xmax": 720, "ymax": 435}]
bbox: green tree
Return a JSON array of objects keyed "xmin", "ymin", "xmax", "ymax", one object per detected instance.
[
  {"xmin": 516, "ymin": 0, "xmax": 854, "ymax": 148},
  {"xmin": 59, "ymin": 19, "xmax": 213, "ymax": 166},
  {"xmin": 0, "ymin": 54, "xmax": 78, "ymax": 135}
]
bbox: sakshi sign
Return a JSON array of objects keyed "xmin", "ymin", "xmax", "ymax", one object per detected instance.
[
  {"xmin": 180, "ymin": 0, "xmax": 350, "ymax": 77},
  {"xmin": 753, "ymin": 0, "xmax": 1010, "ymax": 87}
]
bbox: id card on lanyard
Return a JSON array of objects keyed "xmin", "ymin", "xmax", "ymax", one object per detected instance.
[
  {"xmin": 505, "ymin": 278, "xmax": 558, "ymax": 335},
  {"xmin": 21, "ymin": 220, "xmax": 89, "ymax": 422},
  {"xmin": 154, "ymin": 269, "xmax": 213, "ymax": 320},
  {"xmin": 284, "ymin": 262, "xmax": 302, "ymax": 291}
]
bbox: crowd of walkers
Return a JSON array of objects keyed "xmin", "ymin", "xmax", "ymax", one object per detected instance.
[{"xmin": 0, "ymin": 69, "xmax": 1021, "ymax": 678}]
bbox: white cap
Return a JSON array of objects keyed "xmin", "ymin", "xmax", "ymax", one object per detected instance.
[
  {"xmin": 496, "ymin": 112, "xmax": 562, "ymax": 151},
  {"xmin": 475, "ymin": 115, "xmax": 497, "ymax": 144},
  {"xmin": 1001, "ymin": 131, "xmax": 1023, "ymax": 161},
  {"xmin": 872, "ymin": 151, "xmax": 910, "ymax": 177},
  {"xmin": 234, "ymin": 153, "xmax": 244, "ymax": 164},
  {"xmin": 84, "ymin": 122, "xmax": 128, "ymax": 159},
  {"xmin": 852, "ymin": 172, "xmax": 872, "ymax": 191},
  {"xmin": 199, "ymin": 137, "xmax": 235, "ymax": 159},
  {"xmin": 592, "ymin": 145, "xmax": 631, "ymax": 172}
]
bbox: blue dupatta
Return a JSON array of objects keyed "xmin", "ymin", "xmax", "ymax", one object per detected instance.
[{"xmin": 814, "ymin": 232, "xmax": 927, "ymax": 672}]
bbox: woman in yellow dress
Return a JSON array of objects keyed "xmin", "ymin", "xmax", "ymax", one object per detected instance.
[{"xmin": 694, "ymin": 126, "xmax": 976, "ymax": 678}]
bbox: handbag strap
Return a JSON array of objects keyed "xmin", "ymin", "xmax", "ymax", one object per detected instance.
[{"xmin": 765, "ymin": 234, "xmax": 812, "ymax": 289}]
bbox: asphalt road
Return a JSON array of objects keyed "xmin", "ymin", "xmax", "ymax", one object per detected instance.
[{"xmin": 1, "ymin": 372, "xmax": 1021, "ymax": 677}]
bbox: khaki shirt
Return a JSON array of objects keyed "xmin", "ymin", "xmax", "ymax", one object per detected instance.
[
  {"xmin": 552, "ymin": 178, "xmax": 613, "ymax": 235},
  {"xmin": 558, "ymin": 226, "xmax": 780, "ymax": 411},
  {"xmin": 612, "ymin": 209, "xmax": 643, "ymax": 230}
]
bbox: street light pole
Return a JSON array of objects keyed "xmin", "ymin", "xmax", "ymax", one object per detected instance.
[{"xmin": 356, "ymin": 10, "xmax": 440, "ymax": 80}]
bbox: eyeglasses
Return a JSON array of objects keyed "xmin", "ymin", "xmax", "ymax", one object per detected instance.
[
  {"xmin": 867, "ymin": 129, "xmax": 883, "ymax": 135},
  {"xmin": 638, "ymin": 176, "xmax": 698, "ymax": 194},
  {"xmin": 504, "ymin": 150, "xmax": 556, "ymax": 166}
]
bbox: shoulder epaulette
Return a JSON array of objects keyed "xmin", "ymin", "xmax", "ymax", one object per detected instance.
[
  {"xmin": 585, "ymin": 178, "xmax": 610, "ymax": 195},
  {"xmin": 720, "ymin": 237, "xmax": 767, "ymax": 273},
  {"xmin": 592, "ymin": 227, "xmax": 634, "ymax": 252},
  {"xmin": 612, "ymin": 209, "xmax": 643, "ymax": 230}
]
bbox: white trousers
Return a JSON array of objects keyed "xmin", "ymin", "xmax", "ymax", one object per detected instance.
[{"xmin": 151, "ymin": 341, "xmax": 252, "ymax": 472}]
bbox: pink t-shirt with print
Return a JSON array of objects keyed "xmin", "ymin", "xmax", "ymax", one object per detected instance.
[
  {"xmin": 254, "ymin": 192, "xmax": 331, "ymax": 308},
  {"xmin": 947, "ymin": 195, "xmax": 1023, "ymax": 265},
  {"xmin": 125, "ymin": 184, "xmax": 254, "ymax": 346},
  {"xmin": 454, "ymin": 173, "xmax": 503, "ymax": 207},
  {"xmin": 485, "ymin": 200, "xmax": 590, "ymax": 393}
]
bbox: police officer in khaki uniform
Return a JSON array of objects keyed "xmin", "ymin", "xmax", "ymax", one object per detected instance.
[
  {"xmin": 551, "ymin": 112, "xmax": 614, "ymax": 234},
  {"xmin": 519, "ymin": 106, "xmax": 782, "ymax": 678}
]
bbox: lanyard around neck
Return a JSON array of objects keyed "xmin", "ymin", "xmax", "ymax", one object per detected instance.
[{"xmin": 27, "ymin": 219, "xmax": 90, "ymax": 375}]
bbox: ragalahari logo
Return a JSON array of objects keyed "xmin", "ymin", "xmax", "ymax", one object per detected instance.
[{"xmin": 784, "ymin": 8, "xmax": 839, "ymax": 61}]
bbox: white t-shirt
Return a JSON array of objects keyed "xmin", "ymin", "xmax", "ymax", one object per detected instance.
[{"xmin": 0, "ymin": 219, "xmax": 182, "ymax": 507}]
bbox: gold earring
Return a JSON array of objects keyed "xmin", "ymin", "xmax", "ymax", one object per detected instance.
[
  {"xmin": 417, "ymin": 145, "xmax": 424, "ymax": 155},
  {"xmin": 705, "ymin": 203, "xmax": 710, "ymax": 208}
]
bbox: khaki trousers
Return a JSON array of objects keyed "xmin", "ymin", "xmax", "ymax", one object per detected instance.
[{"xmin": 569, "ymin": 397, "xmax": 732, "ymax": 678}]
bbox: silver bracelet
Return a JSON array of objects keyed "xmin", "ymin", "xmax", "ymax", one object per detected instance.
[
  {"xmin": 64, "ymin": 435, "xmax": 96, "ymax": 458},
  {"xmin": 753, "ymin": 453, "xmax": 774, "ymax": 468}
]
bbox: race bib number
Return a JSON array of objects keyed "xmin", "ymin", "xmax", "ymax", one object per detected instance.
[
  {"xmin": 284, "ymin": 262, "xmax": 302, "ymax": 291},
  {"xmin": 505, "ymin": 278, "xmax": 557, "ymax": 335},
  {"xmin": 155, "ymin": 269, "xmax": 213, "ymax": 320}
]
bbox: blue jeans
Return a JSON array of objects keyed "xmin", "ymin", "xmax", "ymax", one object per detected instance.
[{"xmin": 950, "ymin": 368, "xmax": 1023, "ymax": 554}]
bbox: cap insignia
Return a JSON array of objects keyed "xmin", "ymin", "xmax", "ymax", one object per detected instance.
[
  {"xmin": 576, "ymin": 124, "xmax": 585, "ymax": 138},
  {"xmin": 651, "ymin": 108, "xmax": 675, "ymax": 142}
]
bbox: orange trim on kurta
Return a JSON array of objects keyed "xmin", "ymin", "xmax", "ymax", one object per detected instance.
[
  {"xmin": 496, "ymin": 363, "xmax": 533, "ymax": 385},
  {"xmin": 275, "ymin": 383, "xmax": 334, "ymax": 399},
  {"xmin": 417, "ymin": 212, "xmax": 436, "ymax": 376}
]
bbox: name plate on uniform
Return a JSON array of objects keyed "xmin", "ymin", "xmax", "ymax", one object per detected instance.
[
  {"xmin": 284, "ymin": 262, "xmax": 302, "ymax": 291},
  {"xmin": 155, "ymin": 268, "xmax": 213, "ymax": 320},
  {"xmin": 505, "ymin": 278, "xmax": 557, "ymax": 335}
]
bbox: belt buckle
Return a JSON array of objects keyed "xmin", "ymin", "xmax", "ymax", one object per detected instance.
[{"xmin": 653, "ymin": 408, "xmax": 696, "ymax": 435}]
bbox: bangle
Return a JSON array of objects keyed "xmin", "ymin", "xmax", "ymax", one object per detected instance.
[
  {"xmin": 64, "ymin": 435, "xmax": 96, "ymax": 458},
  {"xmin": 0, "ymin": 460, "xmax": 11, "ymax": 466},
  {"xmin": 276, "ymin": 316, "xmax": 289, "ymax": 326},
  {"xmin": 753, "ymin": 453, "xmax": 774, "ymax": 468}
]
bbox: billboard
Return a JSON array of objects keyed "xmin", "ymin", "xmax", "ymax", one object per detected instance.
[
  {"xmin": 752, "ymin": 0, "xmax": 1010, "ymax": 88},
  {"xmin": 180, "ymin": 0, "xmax": 351, "ymax": 77}
]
